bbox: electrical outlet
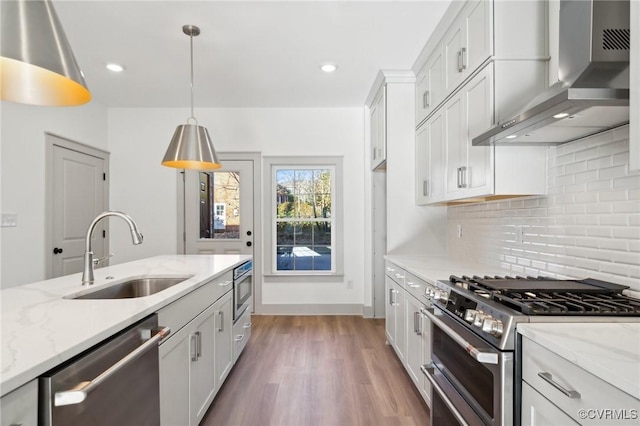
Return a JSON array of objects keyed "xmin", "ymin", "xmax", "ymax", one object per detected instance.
[
  {"xmin": 515, "ymin": 225, "xmax": 524, "ymax": 245},
  {"xmin": 1, "ymin": 214, "xmax": 17, "ymax": 227},
  {"xmin": 457, "ymin": 224, "xmax": 463, "ymax": 239}
]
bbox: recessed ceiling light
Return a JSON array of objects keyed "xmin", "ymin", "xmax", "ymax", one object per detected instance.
[
  {"xmin": 553, "ymin": 112, "xmax": 569, "ymax": 119},
  {"xmin": 106, "ymin": 63, "xmax": 125, "ymax": 72},
  {"xmin": 320, "ymin": 63, "xmax": 338, "ymax": 73},
  {"xmin": 505, "ymin": 134, "xmax": 518, "ymax": 139}
]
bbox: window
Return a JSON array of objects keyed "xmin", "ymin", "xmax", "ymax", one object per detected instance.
[{"xmin": 264, "ymin": 157, "xmax": 343, "ymax": 276}]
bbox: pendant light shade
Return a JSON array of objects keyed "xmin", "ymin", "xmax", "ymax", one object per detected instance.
[
  {"xmin": 162, "ymin": 25, "xmax": 220, "ymax": 170},
  {"xmin": 0, "ymin": 0, "xmax": 91, "ymax": 106}
]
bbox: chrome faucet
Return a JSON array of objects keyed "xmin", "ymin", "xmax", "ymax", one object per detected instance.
[{"xmin": 82, "ymin": 211, "xmax": 143, "ymax": 285}]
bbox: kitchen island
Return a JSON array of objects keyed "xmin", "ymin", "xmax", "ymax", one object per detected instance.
[{"xmin": 0, "ymin": 254, "xmax": 250, "ymax": 397}]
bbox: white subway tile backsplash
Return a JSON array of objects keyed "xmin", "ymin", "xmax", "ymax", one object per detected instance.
[{"xmin": 447, "ymin": 127, "xmax": 640, "ymax": 291}]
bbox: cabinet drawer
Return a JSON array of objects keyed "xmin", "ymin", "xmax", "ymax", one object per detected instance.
[
  {"xmin": 384, "ymin": 261, "xmax": 406, "ymax": 287},
  {"xmin": 521, "ymin": 381, "xmax": 579, "ymax": 426},
  {"xmin": 404, "ymin": 271, "xmax": 429, "ymax": 302},
  {"xmin": 232, "ymin": 306, "xmax": 252, "ymax": 362},
  {"xmin": 522, "ymin": 337, "xmax": 640, "ymax": 425},
  {"xmin": 158, "ymin": 271, "xmax": 233, "ymax": 334}
]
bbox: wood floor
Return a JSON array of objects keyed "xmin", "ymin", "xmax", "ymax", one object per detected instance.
[{"xmin": 201, "ymin": 315, "xmax": 430, "ymax": 426}]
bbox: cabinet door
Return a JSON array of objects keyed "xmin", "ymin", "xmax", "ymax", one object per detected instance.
[
  {"xmin": 416, "ymin": 48, "xmax": 444, "ymax": 125},
  {"xmin": 160, "ymin": 325, "xmax": 191, "ymax": 426},
  {"xmin": 214, "ymin": 291, "xmax": 234, "ymax": 387},
  {"xmin": 371, "ymin": 85, "xmax": 386, "ymax": 170},
  {"xmin": 394, "ymin": 283, "xmax": 406, "ymax": 362},
  {"xmin": 0, "ymin": 380, "xmax": 38, "ymax": 426},
  {"xmin": 521, "ymin": 382, "xmax": 579, "ymax": 426},
  {"xmin": 463, "ymin": 0, "xmax": 492, "ymax": 75},
  {"xmin": 421, "ymin": 308, "xmax": 432, "ymax": 406},
  {"xmin": 443, "ymin": 21, "xmax": 465, "ymax": 94},
  {"xmin": 191, "ymin": 304, "xmax": 217, "ymax": 425},
  {"xmin": 416, "ymin": 110, "xmax": 445, "ymax": 205},
  {"xmin": 405, "ymin": 296, "xmax": 424, "ymax": 389},
  {"xmin": 385, "ymin": 276, "xmax": 397, "ymax": 346},
  {"xmin": 463, "ymin": 64, "xmax": 493, "ymax": 197},
  {"xmin": 444, "ymin": 94, "xmax": 465, "ymax": 199}
]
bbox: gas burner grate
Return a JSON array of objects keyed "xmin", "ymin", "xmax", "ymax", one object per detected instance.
[{"xmin": 447, "ymin": 274, "xmax": 640, "ymax": 316}]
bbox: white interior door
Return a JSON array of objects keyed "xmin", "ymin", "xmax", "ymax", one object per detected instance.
[
  {"xmin": 50, "ymin": 136, "xmax": 108, "ymax": 278},
  {"xmin": 184, "ymin": 160, "xmax": 254, "ymax": 254}
]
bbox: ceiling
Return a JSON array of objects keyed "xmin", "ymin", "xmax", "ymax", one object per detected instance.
[{"xmin": 53, "ymin": 0, "xmax": 450, "ymax": 108}]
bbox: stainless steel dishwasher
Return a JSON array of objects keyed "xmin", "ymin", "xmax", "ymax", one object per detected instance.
[{"xmin": 39, "ymin": 314, "xmax": 170, "ymax": 426}]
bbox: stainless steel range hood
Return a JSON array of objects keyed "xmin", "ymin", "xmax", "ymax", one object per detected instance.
[{"xmin": 473, "ymin": 0, "xmax": 630, "ymax": 146}]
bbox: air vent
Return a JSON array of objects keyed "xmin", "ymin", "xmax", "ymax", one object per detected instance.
[{"xmin": 602, "ymin": 28, "xmax": 630, "ymax": 50}]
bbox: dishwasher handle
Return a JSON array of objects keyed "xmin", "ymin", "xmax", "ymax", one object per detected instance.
[{"xmin": 54, "ymin": 326, "xmax": 171, "ymax": 407}]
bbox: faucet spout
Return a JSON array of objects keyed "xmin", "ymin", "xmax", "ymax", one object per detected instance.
[{"xmin": 82, "ymin": 211, "xmax": 143, "ymax": 285}]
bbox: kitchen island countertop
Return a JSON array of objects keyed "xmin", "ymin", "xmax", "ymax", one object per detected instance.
[{"xmin": 1, "ymin": 254, "xmax": 250, "ymax": 397}]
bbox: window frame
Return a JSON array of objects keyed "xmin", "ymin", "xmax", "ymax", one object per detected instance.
[{"xmin": 263, "ymin": 156, "xmax": 344, "ymax": 277}]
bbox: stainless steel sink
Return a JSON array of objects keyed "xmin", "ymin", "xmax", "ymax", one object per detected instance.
[{"xmin": 71, "ymin": 277, "xmax": 191, "ymax": 300}]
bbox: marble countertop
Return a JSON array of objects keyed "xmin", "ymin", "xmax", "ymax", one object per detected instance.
[
  {"xmin": 518, "ymin": 323, "xmax": 640, "ymax": 399},
  {"xmin": 384, "ymin": 254, "xmax": 513, "ymax": 285},
  {"xmin": 0, "ymin": 254, "xmax": 251, "ymax": 397}
]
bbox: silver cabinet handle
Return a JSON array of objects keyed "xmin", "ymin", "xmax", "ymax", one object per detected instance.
[
  {"xmin": 243, "ymin": 322, "xmax": 252, "ymax": 329},
  {"xmin": 421, "ymin": 365, "xmax": 469, "ymax": 426},
  {"xmin": 537, "ymin": 372, "xmax": 581, "ymax": 399},
  {"xmin": 421, "ymin": 307, "xmax": 498, "ymax": 364},
  {"xmin": 457, "ymin": 50, "xmax": 463, "ymax": 72},
  {"xmin": 219, "ymin": 280, "xmax": 232, "ymax": 287},
  {"xmin": 394, "ymin": 273, "xmax": 405, "ymax": 280},
  {"xmin": 423, "ymin": 90, "xmax": 430, "ymax": 109},
  {"xmin": 461, "ymin": 47, "xmax": 467, "ymax": 70},
  {"xmin": 423, "ymin": 180, "xmax": 429, "ymax": 197},
  {"xmin": 190, "ymin": 333, "xmax": 198, "ymax": 361},
  {"xmin": 54, "ymin": 326, "xmax": 171, "ymax": 406},
  {"xmin": 414, "ymin": 311, "xmax": 423, "ymax": 335},
  {"xmin": 218, "ymin": 311, "xmax": 224, "ymax": 332},
  {"xmin": 407, "ymin": 282, "xmax": 420, "ymax": 289},
  {"xmin": 234, "ymin": 334, "xmax": 245, "ymax": 342},
  {"xmin": 460, "ymin": 166, "xmax": 467, "ymax": 188},
  {"xmin": 195, "ymin": 331, "xmax": 201, "ymax": 359}
]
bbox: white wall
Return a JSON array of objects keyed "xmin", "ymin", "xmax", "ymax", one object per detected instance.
[
  {"xmin": 0, "ymin": 101, "xmax": 108, "ymax": 288},
  {"xmin": 448, "ymin": 126, "xmax": 640, "ymax": 291},
  {"xmin": 108, "ymin": 107, "xmax": 366, "ymax": 310}
]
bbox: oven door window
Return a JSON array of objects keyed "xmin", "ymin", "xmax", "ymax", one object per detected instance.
[
  {"xmin": 433, "ymin": 325, "xmax": 495, "ymax": 418},
  {"xmin": 236, "ymin": 275, "xmax": 252, "ymax": 311}
]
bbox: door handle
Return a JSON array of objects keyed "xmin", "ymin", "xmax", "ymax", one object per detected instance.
[
  {"xmin": 54, "ymin": 327, "xmax": 171, "ymax": 406},
  {"xmin": 53, "ymin": 247, "xmax": 63, "ymax": 254}
]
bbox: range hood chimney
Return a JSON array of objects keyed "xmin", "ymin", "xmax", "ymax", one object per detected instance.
[{"xmin": 473, "ymin": 0, "xmax": 630, "ymax": 146}]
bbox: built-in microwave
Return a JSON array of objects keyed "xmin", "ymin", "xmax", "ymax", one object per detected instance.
[{"xmin": 233, "ymin": 260, "xmax": 252, "ymax": 322}]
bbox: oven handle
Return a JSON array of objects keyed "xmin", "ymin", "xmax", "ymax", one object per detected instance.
[
  {"xmin": 421, "ymin": 364, "xmax": 469, "ymax": 426},
  {"xmin": 54, "ymin": 326, "xmax": 171, "ymax": 406},
  {"xmin": 421, "ymin": 307, "xmax": 498, "ymax": 365}
]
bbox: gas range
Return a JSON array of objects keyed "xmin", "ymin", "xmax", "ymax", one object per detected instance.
[{"xmin": 425, "ymin": 275, "xmax": 640, "ymax": 351}]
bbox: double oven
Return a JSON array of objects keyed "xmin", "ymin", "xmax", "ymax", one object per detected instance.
[
  {"xmin": 421, "ymin": 304, "xmax": 513, "ymax": 426},
  {"xmin": 420, "ymin": 274, "xmax": 640, "ymax": 426}
]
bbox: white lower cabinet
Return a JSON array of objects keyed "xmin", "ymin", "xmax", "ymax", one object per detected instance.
[
  {"xmin": 232, "ymin": 306, "xmax": 252, "ymax": 363},
  {"xmin": 385, "ymin": 262, "xmax": 432, "ymax": 407},
  {"xmin": 521, "ymin": 381, "xmax": 579, "ymax": 426},
  {"xmin": 159, "ymin": 289, "xmax": 234, "ymax": 426},
  {"xmin": 0, "ymin": 380, "xmax": 37, "ymax": 426},
  {"xmin": 521, "ymin": 335, "xmax": 640, "ymax": 426}
]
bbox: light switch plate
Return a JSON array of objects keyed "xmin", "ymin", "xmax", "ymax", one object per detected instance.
[{"xmin": 1, "ymin": 213, "xmax": 17, "ymax": 227}]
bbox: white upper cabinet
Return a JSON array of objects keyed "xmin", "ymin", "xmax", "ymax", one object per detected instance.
[
  {"xmin": 415, "ymin": 48, "xmax": 444, "ymax": 125},
  {"xmin": 414, "ymin": 0, "xmax": 549, "ymax": 204},
  {"xmin": 443, "ymin": 0, "xmax": 491, "ymax": 96}
]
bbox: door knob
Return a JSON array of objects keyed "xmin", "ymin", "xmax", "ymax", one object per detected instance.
[
  {"xmin": 53, "ymin": 247, "xmax": 63, "ymax": 254},
  {"xmin": 246, "ymin": 241, "xmax": 252, "ymax": 247}
]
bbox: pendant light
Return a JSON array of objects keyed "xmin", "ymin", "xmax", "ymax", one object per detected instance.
[
  {"xmin": 0, "ymin": 0, "xmax": 91, "ymax": 106},
  {"xmin": 162, "ymin": 25, "xmax": 220, "ymax": 170}
]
